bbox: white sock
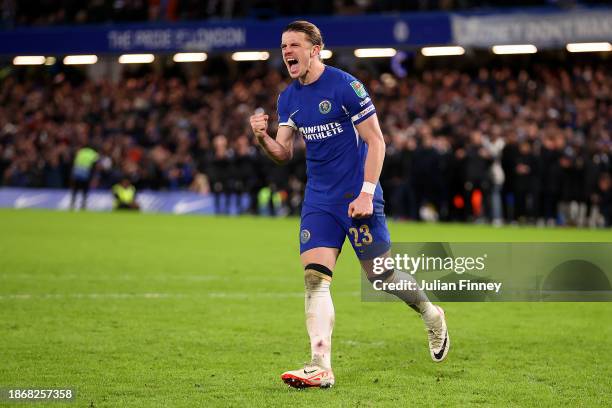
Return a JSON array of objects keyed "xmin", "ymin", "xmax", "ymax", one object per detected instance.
[
  {"xmin": 419, "ymin": 301, "xmax": 440, "ymax": 326},
  {"xmin": 304, "ymin": 270, "xmax": 334, "ymax": 369}
]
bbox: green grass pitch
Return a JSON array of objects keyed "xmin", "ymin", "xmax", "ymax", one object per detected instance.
[{"xmin": 0, "ymin": 209, "xmax": 611, "ymax": 407}]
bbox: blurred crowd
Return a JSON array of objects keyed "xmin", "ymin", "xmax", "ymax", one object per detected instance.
[
  {"xmin": 376, "ymin": 64, "xmax": 611, "ymax": 227},
  {"xmin": 2, "ymin": 0, "xmax": 608, "ymax": 26},
  {"xmin": 0, "ymin": 62, "xmax": 610, "ymax": 226}
]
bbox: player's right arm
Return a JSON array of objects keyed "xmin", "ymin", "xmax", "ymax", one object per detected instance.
[{"xmin": 249, "ymin": 106, "xmax": 294, "ymax": 165}]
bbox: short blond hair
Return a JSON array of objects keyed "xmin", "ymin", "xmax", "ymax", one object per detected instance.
[{"xmin": 283, "ymin": 20, "xmax": 324, "ymax": 49}]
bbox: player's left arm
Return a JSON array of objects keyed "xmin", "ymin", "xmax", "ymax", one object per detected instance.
[{"xmin": 348, "ymin": 114, "xmax": 385, "ymax": 219}]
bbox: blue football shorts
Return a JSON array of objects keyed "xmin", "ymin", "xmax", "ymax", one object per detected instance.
[{"xmin": 299, "ymin": 202, "xmax": 391, "ymax": 260}]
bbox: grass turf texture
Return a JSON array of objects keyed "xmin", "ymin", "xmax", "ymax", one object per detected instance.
[{"xmin": 0, "ymin": 209, "xmax": 611, "ymax": 407}]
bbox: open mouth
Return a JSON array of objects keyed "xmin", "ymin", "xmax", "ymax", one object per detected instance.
[{"xmin": 286, "ymin": 58, "xmax": 299, "ymax": 74}]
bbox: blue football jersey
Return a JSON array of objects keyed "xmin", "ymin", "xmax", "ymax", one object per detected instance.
[{"xmin": 277, "ymin": 65, "xmax": 384, "ymax": 205}]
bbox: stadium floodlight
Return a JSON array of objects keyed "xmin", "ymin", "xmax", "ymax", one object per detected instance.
[
  {"xmin": 118, "ymin": 54, "xmax": 155, "ymax": 64},
  {"xmin": 320, "ymin": 50, "xmax": 333, "ymax": 59},
  {"xmin": 173, "ymin": 52, "xmax": 208, "ymax": 62},
  {"xmin": 492, "ymin": 44, "xmax": 537, "ymax": 55},
  {"xmin": 44, "ymin": 57, "xmax": 56, "ymax": 66},
  {"xmin": 63, "ymin": 55, "xmax": 98, "ymax": 65},
  {"xmin": 421, "ymin": 46, "xmax": 465, "ymax": 56},
  {"xmin": 231, "ymin": 51, "xmax": 270, "ymax": 61},
  {"xmin": 566, "ymin": 42, "xmax": 612, "ymax": 53},
  {"xmin": 421, "ymin": 45, "xmax": 465, "ymax": 57},
  {"xmin": 354, "ymin": 48, "xmax": 397, "ymax": 58},
  {"xmin": 13, "ymin": 56, "xmax": 46, "ymax": 65}
]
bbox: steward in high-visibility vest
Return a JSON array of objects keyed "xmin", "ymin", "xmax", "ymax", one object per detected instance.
[
  {"xmin": 112, "ymin": 178, "xmax": 140, "ymax": 211},
  {"xmin": 70, "ymin": 145, "xmax": 99, "ymax": 210}
]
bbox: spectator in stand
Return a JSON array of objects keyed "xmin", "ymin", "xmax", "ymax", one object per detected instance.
[
  {"xmin": 232, "ymin": 134, "xmax": 257, "ymax": 214},
  {"xmin": 593, "ymin": 173, "xmax": 612, "ymax": 227},
  {"xmin": 412, "ymin": 130, "xmax": 440, "ymax": 220},
  {"xmin": 207, "ymin": 134, "xmax": 233, "ymax": 215},
  {"xmin": 463, "ymin": 130, "xmax": 492, "ymax": 221},
  {"xmin": 539, "ymin": 134, "xmax": 563, "ymax": 225},
  {"xmin": 483, "ymin": 125, "xmax": 505, "ymax": 225},
  {"xmin": 513, "ymin": 140, "xmax": 538, "ymax": 222}
]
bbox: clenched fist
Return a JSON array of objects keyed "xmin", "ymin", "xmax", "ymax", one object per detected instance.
[
  {"xmin": 348, "ymin": 192, "xmax": 374, "ymax": 219},
  {"xmin": 249, "ymin": 112, "xmax": 269, "ymax": 141}
]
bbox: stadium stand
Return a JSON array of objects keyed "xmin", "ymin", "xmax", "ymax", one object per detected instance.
[
  {"xmin": 4, "ymin": 0, "xmax": 610, "ymax": 26},
  {"xmin": 0, "ymin": 61, "xmax": 610, "ymax": 225}
]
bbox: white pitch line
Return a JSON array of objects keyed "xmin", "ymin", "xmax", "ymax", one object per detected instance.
[
  {"xmin": 0, "ymin": 291, "xmax": 361, "ymax": 301},
  {"xmin": 0, "ymin": 274, "xmax": 224, "ymax": 281},
  {"xmin": 0, "ymin": 274, "xmax": 300, "ymax": 282},
  {"xmin": 0, "ymin": 293, "xmax": 186, "ymax": 300},
  {"xmin": 208, "ymin": 292, "xmax": 303, "ymax": 299}
]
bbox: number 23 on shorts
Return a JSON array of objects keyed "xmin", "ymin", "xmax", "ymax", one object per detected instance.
[{"xmin": 348, "ymin": 224, "xmax": 373, "ymax": 247}]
